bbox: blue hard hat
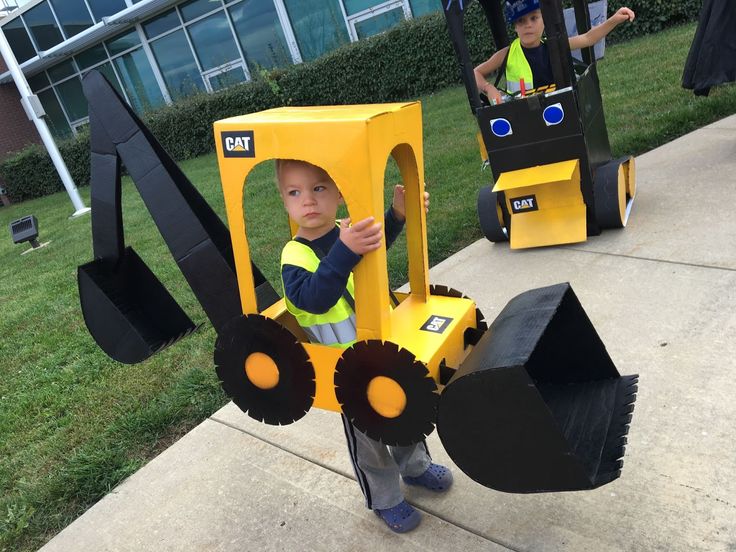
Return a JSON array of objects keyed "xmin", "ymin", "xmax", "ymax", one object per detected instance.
[{"xmin": 504, "ymin": 0, "xmax": 540, "ymax": 23}]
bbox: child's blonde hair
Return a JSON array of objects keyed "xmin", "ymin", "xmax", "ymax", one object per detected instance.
[{"xmin": 274, "ymin": 159, "xmax": 332, "ymax": 189}]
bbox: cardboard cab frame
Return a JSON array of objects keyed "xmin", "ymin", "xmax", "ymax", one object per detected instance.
[
  {"xmin": 77, "ymin": 70, "xmax": 637, "ymax": 494},
  {"xmin": 443, "ymin": 0, "xmax": 636, "ymax": 249}
]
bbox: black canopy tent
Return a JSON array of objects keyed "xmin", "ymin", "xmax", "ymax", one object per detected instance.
[{"xmin": 682, "ymin": 0, "xmax": 736, "ymax": 96}]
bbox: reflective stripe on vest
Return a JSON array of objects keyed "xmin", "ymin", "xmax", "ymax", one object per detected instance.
[
  {"xmin": 280, "ymin": 239, "xmax": 356, "ymax": 349},
  {"xmin": 505, "ymin": 38, "xmax": 534, "ymax": 93}
]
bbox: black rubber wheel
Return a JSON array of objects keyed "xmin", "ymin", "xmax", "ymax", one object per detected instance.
[
  {"xmin": 477, "ymin": 186, "xmax": 509, "ymax": 242},
  {"xmin": 593, "ymin": 159, "xmax": 626, "ymax": 229},
  {"xmin": 335, "ymin": 340, "xmax": 438, "ymax": 446},
  {"xmin": 214, "ymin": 314, "xmax": 314, "ymax": 425}
]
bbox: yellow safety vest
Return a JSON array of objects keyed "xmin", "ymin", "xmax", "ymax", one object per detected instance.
[
  {"xmin": 505, "ymin": 38, "xmax": 535, "ymax": 93},
  {"xmin": 280, "ymin": 239, "xmax": 357, "ymax": 349}
]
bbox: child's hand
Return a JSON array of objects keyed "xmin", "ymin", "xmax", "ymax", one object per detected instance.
[
  {"xmin": 612, "ymin": 7, "xmax": 635, "ymax": 23},
  {"xmin": 392, "ymin": 185, "xmax": 406, "ymax": 221},
  {"xmin": 340, "ymin": 217, "xmax": 383, "ymax": 255},
  {"xmin": 481, "ymin": 84, "xmax": 504, "ymax": 105},
  {"xmin": 391, "ymin": 185, "xmax": 430, "ymax": 222}
]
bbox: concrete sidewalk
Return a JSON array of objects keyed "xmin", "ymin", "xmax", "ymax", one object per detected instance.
[{"xmin": 42, "ymin": 116, "xmax": 736, "ymax": 552}]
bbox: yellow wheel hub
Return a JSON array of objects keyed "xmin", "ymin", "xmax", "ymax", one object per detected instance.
[
  {"xmin": 244, "ymin": 352, "xmax": 279, "ymax": 390},
  {"xmin": 366, "ymin": 376, "xmax": 407, "ymax": 419}
]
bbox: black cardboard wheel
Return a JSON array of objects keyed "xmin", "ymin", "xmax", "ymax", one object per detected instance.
[
  {"xmin": 593, "ymin": 159, "xmax": 626, "ymax": 229},
  {"xmin": 478, "ymin": 186, "xmax": 509, "ymax": 242},
  {"xmin": 335, "ymin": 340, "xmax": 437, "ymax": 446},
  {"xmin": 214, "ymin": 314, "xmax": 314, "ymax": 425}
]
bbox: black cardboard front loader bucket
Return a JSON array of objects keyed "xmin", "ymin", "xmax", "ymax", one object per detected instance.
[
  {"xmin": 437, "ymin": 283, "xmax": 637, "ymax": 493},
  {"xmin": 78, "ymin": 247, "xmax": 196, "ymax": 364}
]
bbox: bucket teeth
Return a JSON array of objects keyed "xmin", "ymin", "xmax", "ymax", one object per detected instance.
[{"xmin": 594, "ymin": 374, "xmax": 638, "ymax": 486}]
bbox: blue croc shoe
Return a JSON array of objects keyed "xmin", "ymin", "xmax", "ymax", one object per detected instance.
[
  {"xmin": 374, "ymin": 500, "xmax": 422, "ymax": 533},
  {"xmin": 402, "ymin": 463, "xmax": 454, "ymax": 492}
]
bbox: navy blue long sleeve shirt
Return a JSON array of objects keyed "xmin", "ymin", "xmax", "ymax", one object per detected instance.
[{"xmin": 282, "ymin": 208, "xmax": 405, "ymax": 314}]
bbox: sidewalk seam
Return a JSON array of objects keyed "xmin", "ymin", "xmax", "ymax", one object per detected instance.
[
  {"xmin": 563, "ymin": 247, "xmax": 736, "ymax": 273},
  {"xmin": 209, "ymin": 415, "xmax": 520, "ymax": 552}
]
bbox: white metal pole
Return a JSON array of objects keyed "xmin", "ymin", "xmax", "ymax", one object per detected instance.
[{"xmin": 0, "ymin": 26, "xmax": 90, "ymax": 217}]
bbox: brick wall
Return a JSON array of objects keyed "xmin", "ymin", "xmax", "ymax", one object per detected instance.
[
  {"xmin": 0, "ymin": 53, "xmax": 42, "ymax": 203},
  {"xmin": 0, "ymin": 84, "xmax": 41, "ymax": 162},
  {"xmin": 0, "ymin": 55, "xmax": 42, "ymax": 162}
]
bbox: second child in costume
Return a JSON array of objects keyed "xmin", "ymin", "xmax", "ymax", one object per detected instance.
[{"xmin": 474, "ymin": 0, "xmax": 635, "ymax": 102}]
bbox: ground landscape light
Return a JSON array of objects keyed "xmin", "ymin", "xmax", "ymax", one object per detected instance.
[{"xmin": 9, "ymin": 215, "xmax": 50, "ymax": 253}]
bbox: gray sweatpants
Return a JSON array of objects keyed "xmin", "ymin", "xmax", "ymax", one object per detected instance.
[{"xmin": 341, "ymin": 415, "xmax": 431, "ymax": 510}]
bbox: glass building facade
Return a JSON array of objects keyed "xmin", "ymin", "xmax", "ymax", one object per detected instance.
[{"xmin": 1, "ymin": 0, "xmax": 441, "ymax": 138}]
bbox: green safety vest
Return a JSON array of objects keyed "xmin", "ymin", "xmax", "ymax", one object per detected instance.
[
  {"xmin": 280, "ymin": 239, "xmax": 357, "ymax": 349},
  {"xmin": 505, "ymin": 38, "xmax": 535, "ymax": 93}
]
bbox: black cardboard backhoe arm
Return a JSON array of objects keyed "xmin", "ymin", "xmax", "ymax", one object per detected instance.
[{"xmin": 78, "ymin": 70, "xmax": 276, "ymax": 364}]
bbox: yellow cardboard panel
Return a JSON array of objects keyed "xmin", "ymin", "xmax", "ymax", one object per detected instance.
[
  {"xmin": 213, "ymin": 102, "xmax": 429, "ymax": 342},
  {"xmin": 510, "ymin": 204, "xmax": 587, "ymax": 249},
  {"xmin": 211, "ymin": 103, "xmax": 480, "ymax": 419},
  {"xmin": 493, "ymin": 159, "xmax": 579, "ymax": 192},
  {"xmin": 476, "ymin": 132, "xmax": 488, "ymax": 163},
  {"xmin": 388, "ymin": 294, "xmax": 478, "ymax": 380},
  {"xmin": 305, "ymin": 343, "xmax": 342, "ymax": 412},
  {"xmin": 506, "ymin": 172, "xmax": 583, "ymax": 212}
]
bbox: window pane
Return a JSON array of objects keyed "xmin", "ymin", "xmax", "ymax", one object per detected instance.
[
  {"xmin": 47, "ymin": 59, "xmax": 77, "ymax": 82},
  {"xmin": 354, "ymin": 7, "xmax": 403, "ymax": 39},
  {"xmin": 112, "ymin": 47, "xmax": 165, "ymax": 112},
  {"xmin": 55, "ymin": 76, "xmax": 88, "ymax": 121},
  {"xmin": 150, "ymin": 29, "xmax": 205, "ymax": 100},
  {"xmin": 208, "ymin": 65, "xmax": 247, "ymax": 91},
  {"xmin": 186, "ymin": 12, "xmax": 240, "ymax": 71},
  {"xmin": 38, "ymin": 88, "xmax": 72, "ymax": 138},
  {"xmin": 282, "ymin": 0, "xmax": 349, "ymax": 62},
  {"xmin": 88, "ymin": 0, "xmax": 126, "ymax": 21},
  {"xmin": 344, "ymin": 0, "xmax": 383, "ymax": 16},
  {"xmin": 179, "ymin": 0, "xmax": 218, "ymax": 22},
  {"xmin": 409, "ymin": 0, "xmax": 440, "ymax": 17},
  {"xmin": 23, "ymin": 2, "xmax": 64, "ymax": 50},
  {"xmin": 2, "ymin": 18, "xmax": 37, "ymax": 63},
  {"xmin": 49, "ymin": 0, "xmax": 93, "ymax": 39},
  {"xmin": 229, "ymin": 0, "xmax": 292, "ymax": 70},
  {"xmin": 94, "ymin": 61, "xmax": 125, "ymax": 97},
  {"xmin": 28, "ymin": 71, "xmax": 50, "ymax": 92},
  {"xmin": 142, "ymin": 8, "xmax": 179, "ymax": 39},
  {"xmin": 106, "ymin": 28, "xmax": 140, "ymax": 56},
  {"xmin": 75, "ymin": 43, "xmax": 107, "ymax": 69}
]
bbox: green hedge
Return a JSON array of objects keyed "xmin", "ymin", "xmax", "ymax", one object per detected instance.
[
  {"xmin": 143, "ymin": 79, "xmax": 281, "ymax": 161},
  {"xmin": 274, "ymin": 9, "xmax": 495, "ymax": 106},
  {"xmin": 0, "ymin": 1, "xmax": 698, "ymax": 203},
  {"xmin": 0, "ymin": 131, "xmax": 90, "ymax": 203},
  {"xmin": 606, "ymin": 0, "xmax": 701, "ymax": 42}
]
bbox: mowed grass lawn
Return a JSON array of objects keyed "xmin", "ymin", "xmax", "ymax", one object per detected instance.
[{"xmin": 1, "ymin": 22, "xmax": 735, "ymax": 551}]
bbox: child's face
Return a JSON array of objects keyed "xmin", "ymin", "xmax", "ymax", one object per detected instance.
[
  {"xmin": 514, "ymin": 9, "xmax": 544, "ymax": 47},
  {"xmin": 278, "ymin": 161, "xmax": 343, "ymax": 240}
]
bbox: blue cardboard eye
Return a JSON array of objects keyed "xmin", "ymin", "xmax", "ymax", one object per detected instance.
[
  {"xmin": 490, "ymin": 118, "xmax": 512, "ymax": 137},
  {"xmin": 543, "ymin": 103, "xmax": 564, "ymax": 126}
]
